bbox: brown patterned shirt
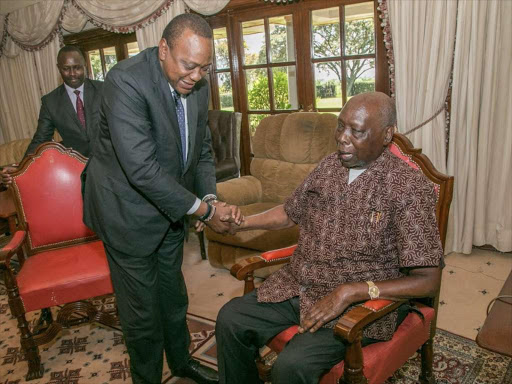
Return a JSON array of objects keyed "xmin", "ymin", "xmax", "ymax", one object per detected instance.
[{"xmin": 257, "ymin": 148, "xmax": 443, "ymax": 340}]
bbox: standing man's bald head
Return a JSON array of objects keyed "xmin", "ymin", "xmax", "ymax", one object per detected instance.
[{"xmin": 335, "ymin": 92, "xmax": 396, "ymax": 169}]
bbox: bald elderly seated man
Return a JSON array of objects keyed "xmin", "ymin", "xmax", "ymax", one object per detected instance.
[{"xmin": 215, "ymin": 92, "xmax": 443, "ymax": 384}]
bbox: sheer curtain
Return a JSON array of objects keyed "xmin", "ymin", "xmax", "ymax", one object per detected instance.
[
  {"xmin": 388, "ymin": 0, "xmax": 457, "ymax": 173},
  {"xmin": 446, "ymin": 0, "xmax": 512, "ymax": 253},
  {"xmin": 136, "ymin": 0, "xmax": 186, "ymax": 50}
]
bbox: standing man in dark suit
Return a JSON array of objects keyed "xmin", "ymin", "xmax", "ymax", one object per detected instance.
[
  {"xmin": 1, "ymin": 45, "xmax": 103, "ymax": 184},
  {"xmin": 82, "ymin": 14, "xmax": 238, "ymax": 384}
]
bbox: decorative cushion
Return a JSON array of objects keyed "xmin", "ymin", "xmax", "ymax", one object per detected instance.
[{"xmin": 17, "ymin": 240, "xmax": 113, "ymax": 312}]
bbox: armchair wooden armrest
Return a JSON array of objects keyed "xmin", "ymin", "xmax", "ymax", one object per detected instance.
[
  {"xmin": 335, "ymin": 299, "xmax": 407, "ymax": 343},
  {"xmin": 1, "ymin": 230, "xmax": 26, "ymax": 265},
  {"xmin": 230, "ymin": 245, "xmax": 297, "ymax": 295}
]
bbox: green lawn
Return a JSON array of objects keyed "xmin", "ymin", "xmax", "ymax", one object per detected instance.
[{"xmin": 316, "ymin": 97, "xmax": 342, "ymax": 109}]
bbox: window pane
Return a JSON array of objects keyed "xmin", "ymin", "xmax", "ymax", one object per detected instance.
[
  {"xmin": 103, "ymin": 46, "xmax": 117, "ymax": 73},
  {"xmin": 272, "ymin": 66, "xmax": 298, "ymax": 110},
  {"xmin": 246, "ymin": 68, "xmax": 270, "ymax": 110},
  {"xmin": 269, "ymin": 15, "xmax": 295, "ymax": 63},
  {"xmin": 214, "ymin": 27, "xmax": 230, "ymax": 69},
  {"xmin": 127, "ymin": 42, "xmax": 140, "ymax": 58},
  {"xmin": 312, "ymin": 7, "xmax": 340, "ymax": 59},
  {"xmin": 249, "ymin": 114, "xmax": 269, "ymax": 137},
  {"xmin": 314, "ymin": 61, "xmax": 342, "ymax": 110},
  {"xmin": 346, "ymin": 58, "xmax": 375, "ymax": 99},
  {"xmin": 345, "ymin": 2, "xmax": 375, "ymax": 56},
  {"xmin": 88, "ymin": 49, "xmax": 103, "ymax": 81},
  {"xmin": 218, "ymin": 73, "xmax": 234, "ymax": 111},
  {"xmin": 242, "ymin": 19, "xmax": 266, "ymax": 65}
]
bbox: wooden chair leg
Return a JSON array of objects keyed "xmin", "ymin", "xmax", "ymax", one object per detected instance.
[
  {"xmin": 339, "ymin": 336, "xmax": 368, "ymax": 384},
  {"xmin": 5, "ymin": 272, "xmax": 44, "ymax": 380},
  {"xmin": 419, "ymin": 339, "xmax": 436, "ymax": 384},
  {"xmin": 197, "ymin": 230, "xmax": 207, "ymax": 260}
]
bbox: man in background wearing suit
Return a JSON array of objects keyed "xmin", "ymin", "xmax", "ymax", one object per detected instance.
[
  {"xmin": 1, "ymin": 45, "xmax": 103, "ymax": 183},
  {"xmin": 82, "ymin": 14, "xmax": 238, "ymax": 384}
]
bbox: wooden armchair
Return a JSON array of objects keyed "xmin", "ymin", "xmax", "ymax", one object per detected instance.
[
  {"xmin": 230, "ymin": 133, "xmax": 454, "ymax": 384},
  {"xmin": 0, "ymin": 142, "xmax": 116, "ymax": 381}
]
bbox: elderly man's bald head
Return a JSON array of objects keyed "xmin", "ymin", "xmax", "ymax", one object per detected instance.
[
  {"xmin": 335, "ymin": 92, "xmax": 396, "ymax": 169},
  {"xmin": 345, "ymin": 92, "xmax": 396, "ymax": 132}
]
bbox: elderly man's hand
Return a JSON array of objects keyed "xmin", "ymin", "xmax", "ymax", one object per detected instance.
[
  {"xmin": 0, "ymin": 164, "xmax": 18, "ymax": 187},
  {"xmin": 298, "ymin": 285, "xmax": 354, "ymax": 334}
]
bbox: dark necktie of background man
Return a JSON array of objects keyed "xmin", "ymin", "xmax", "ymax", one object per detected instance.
[
  {"xmin": 173, "ymin": 91, "xmax": 187, "ymax": 164},
  {"xmin": 74, "ymin": 90, "xmax": 86, "ymax": 127}
]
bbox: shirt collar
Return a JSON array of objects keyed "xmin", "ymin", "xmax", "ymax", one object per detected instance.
[{"xmin": 64, "ymin": 82, "xmax": 84, "ymax": 95}]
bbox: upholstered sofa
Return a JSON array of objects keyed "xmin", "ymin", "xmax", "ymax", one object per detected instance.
[{"xmin": 205, "ymin": 112, "xmax": 338, "ymax": 275}]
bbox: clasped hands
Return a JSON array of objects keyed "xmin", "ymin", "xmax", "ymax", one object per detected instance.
[{"xmin": 195, "ymin": 200, "xmax": 244, "ymax": 235}]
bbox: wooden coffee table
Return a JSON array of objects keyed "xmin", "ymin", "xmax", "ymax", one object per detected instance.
[{"xmin": 476, "ymin": 270, "xmax": 512, "ymax": 357}]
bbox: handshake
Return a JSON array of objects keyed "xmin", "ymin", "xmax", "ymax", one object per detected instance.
[{"xmin": 194, "ymin": 199, "xmax": 244, "ymax": 235}]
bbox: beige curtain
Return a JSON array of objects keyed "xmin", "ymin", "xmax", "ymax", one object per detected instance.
[
  {"xmin": 388, "ymin": 0, "xmax": 457, "ymax": 173},
  {"xmin": 74, "ymin": 0, "xmax": 168, "ymax": 28},
  {"xmin": 136, "ymin": 0, "xmax": 186, "ymax": 50},
  {"xmin": 0, "ymin": 49, "xmax": 44, "ymax": 143},
  {"xmin": 446, "ymin": 0, "xmax": 512, "ymax": 254},
  {"xmin": 183, "ymin": 0, "xmax": 230, "ymax": 16}
]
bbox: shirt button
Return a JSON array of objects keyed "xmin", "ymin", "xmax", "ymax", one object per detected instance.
[{"xmin": 300, "ymin": 286, "xmax": 307, "ymax": 292}]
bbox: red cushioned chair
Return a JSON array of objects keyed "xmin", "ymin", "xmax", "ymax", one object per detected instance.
[
  {"xmin": 0, "ymin": 142, "xmax": 116, "ymax": 381},
  {"xmin": 230, "ymin": 132, "xmax": 454, "ymax": 384}
]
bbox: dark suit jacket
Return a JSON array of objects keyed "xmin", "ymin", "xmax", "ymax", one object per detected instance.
[
  {"xmin": 24, "ymin": 78, "xmax": 103, "ymax": 157},
  {"xmin": 82, "ymin": 47, "xmax": 216, "ymax": 256}
]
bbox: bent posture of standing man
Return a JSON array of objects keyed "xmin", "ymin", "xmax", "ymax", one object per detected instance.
[{"xmin": 82, "ymin": 14, "xmax": 237, "ymax": 384}]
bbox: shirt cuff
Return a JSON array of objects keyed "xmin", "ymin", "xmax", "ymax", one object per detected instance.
[{"xmin": 187, "ymin": 198, "xmax": 201, "ymax": 215}]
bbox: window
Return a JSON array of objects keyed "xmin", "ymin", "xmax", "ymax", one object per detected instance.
[
  {"xmin": 212, "ymin": 27, "xmax": 235, "ymax": 111},
  {"xmin": 312, "ymin": 3, "xmax": 376, "ymax": 112},
  {"xmin": 207, "ymin": 0, "xmax": 388, "ymax": 175},
  {"xmin": 64, "ymin": 28, "xmax": 140, "ymax": 81}
]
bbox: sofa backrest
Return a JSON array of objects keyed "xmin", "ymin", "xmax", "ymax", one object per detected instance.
[{"xmin": 251, "ymin": 112, "xmax": 338, "ymax": 203}]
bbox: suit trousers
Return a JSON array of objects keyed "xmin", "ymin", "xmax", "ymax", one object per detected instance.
[
  {"xmin": 105, "ymin": 226, "xmax": 190, "ymax": 384},
  {"xmin": 216, "ymin": 291, "xmax": 408, "ymax": 384}
]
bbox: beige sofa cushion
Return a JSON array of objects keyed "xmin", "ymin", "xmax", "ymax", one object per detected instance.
[{"xmin": 250, "ymin": 112, "xmax": 337, "ymax": 203}]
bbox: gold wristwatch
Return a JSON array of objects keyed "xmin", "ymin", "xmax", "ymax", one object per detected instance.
[{"xmin": 366, "ymin": 281, "xmax": 380, "ymax": 300}]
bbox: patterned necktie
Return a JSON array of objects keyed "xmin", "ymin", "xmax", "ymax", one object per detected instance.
[
  {"xmin": 74, "ymin": 90, "xmax": 86, "ymax": 127},
  {"xmin": 173, "ymin": 91, "xmax": 187, "ymax": 163}
]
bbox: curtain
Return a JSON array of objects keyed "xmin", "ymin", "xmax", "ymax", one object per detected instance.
[
  {"xmin": 0, "ymin": 48, "xmax": 43, "ymax": 143},
  {"xmin": 446, "ymin": 0, "xmax": 512, "ymax": 254},
  {"xmin": 183, "ymin": 0, "xmax": 230, "ymax": 16},
  {"xmin": 136, "ymin": 0, "xmax": 186, "ymax": 50},
  {"xmin": 388, "ymin": 0, "xmax": 457, "ymax": 173}
]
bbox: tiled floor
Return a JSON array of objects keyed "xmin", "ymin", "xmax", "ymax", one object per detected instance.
[{"xmin": 183, "ymin": 233, "xmax": 512, "ymax": 340}]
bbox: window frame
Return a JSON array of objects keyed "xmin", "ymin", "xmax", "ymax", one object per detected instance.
[{"xmin": 208, "ymin": 0, "xmax": 389, "ymax": 175}]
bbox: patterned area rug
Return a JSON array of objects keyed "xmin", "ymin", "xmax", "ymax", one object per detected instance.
[{"xmin": 1, "ymin": 289, "xmax": 511, "ymax": 383}]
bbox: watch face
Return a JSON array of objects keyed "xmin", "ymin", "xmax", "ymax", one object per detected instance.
[{"xmin": 369, "ymin": 286, "xmax": 379, "ymax": 298}]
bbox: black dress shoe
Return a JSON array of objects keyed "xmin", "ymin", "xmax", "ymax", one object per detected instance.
[{"xmin": 174, "ymin": 359, "xmax": 219, "ymax": 384}]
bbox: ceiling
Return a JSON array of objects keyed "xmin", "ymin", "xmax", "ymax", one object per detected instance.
[{"xmin": 0, "ymin": 0, "xmax": 45, "ymax": 15}]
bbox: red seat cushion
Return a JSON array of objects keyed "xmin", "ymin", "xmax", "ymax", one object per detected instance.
[
  {"xmin": 17, "ymin": 240, "xmax": 113, "ymax": 312},
  {"xmin": 321, "ymin": 305, "xmax": 434, "ymax": 384},
  {"xmin": 267, "ymin": 305, "xmax": 434, "ymax": 384}
]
